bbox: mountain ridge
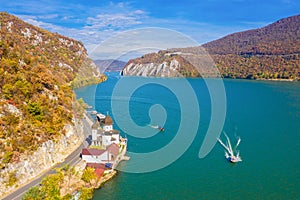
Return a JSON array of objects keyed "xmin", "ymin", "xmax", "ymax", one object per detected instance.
[
  {"xmin": 203, "ymin": 14, "xmax": 300, "ymax": 55},
  {"xmin": 122, "ymin": 15, "xmax": 300, "ymax": 80}
]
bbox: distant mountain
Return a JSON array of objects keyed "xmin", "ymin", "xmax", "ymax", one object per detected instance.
[
  {"xmin": 0, "ymin": 12, "xmax": 102, "ymax": 168},
  {"xmin": 94, "ymin": 59, "xmax": 126, "ymax": 72},
  {"xmin": 203, "ymin": 15, "xmax": 300, "ymax": 55},
  {"xmin": 122, "ymin": 15, "xmax": 300, "ymax": 80}
]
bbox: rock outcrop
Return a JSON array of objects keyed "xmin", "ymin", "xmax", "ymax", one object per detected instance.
[
  {"xmin": 122, "ymin": 51, "xmax": 202, "ymax": 77},
  {"xmin": 0, "ymin": 118, "xmax": 84, "ymax": 197},
  {"xmin": 122, "ymin": 59, "xmax": 181, "ymax": 77}
]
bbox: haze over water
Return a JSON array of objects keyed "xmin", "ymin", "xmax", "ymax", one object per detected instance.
[{"xmin": 75, "ymin": 74, "xmax": 300, "ymax": 200}]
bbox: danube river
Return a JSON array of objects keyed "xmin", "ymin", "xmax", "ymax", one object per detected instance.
[{"xmin": 75, "ymin": 74, "xmax": 300, "ymax": 200}]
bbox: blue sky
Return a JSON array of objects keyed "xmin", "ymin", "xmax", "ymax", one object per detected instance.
[{"xmin": 0, "ymin": 0, "xmax": 299, "ymax": 57}]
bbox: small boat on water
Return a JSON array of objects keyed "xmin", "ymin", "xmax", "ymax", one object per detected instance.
[
  {"xmin": 225, "ymin": 152, "xmax": 242, "ymax": 163},
  {"xmin": 217, "ymin": 132, "xmax": 242, "ymax": 163},
  {"xmin": 158, "ymin": 126, "xmax": 164, "ymax": 132},
  {"xmin": 91, "ymin": 110, "xmax": 97, "ymax": 115},
  {"xmin": 149, "ymin": 125, "xmax": 165, "ymax": 132}
]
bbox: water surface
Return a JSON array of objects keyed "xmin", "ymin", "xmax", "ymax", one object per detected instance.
[{"xmin": 75, "ymin": 76, "xmax": 300, "ymax": 200}]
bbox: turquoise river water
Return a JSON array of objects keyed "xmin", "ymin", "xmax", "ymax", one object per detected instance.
[{"xmin": 75, "ymin": 73, "xmax": 300, "ymax": 200}]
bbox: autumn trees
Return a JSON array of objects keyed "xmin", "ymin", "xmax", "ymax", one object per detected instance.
[
  {"xmin": 23, "ymin": 164, "xmax": 98, "ymax": 200},
  {"xmin": 0, "ymin": 12, "xmax": 100, "ymax": 169},
  {"xmin": 202, "ymin": 15, "xmax": 300, "ymax": 80}
]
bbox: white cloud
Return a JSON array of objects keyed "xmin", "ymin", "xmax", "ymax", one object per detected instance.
[
  {"xmin": 18, "ymin": 12, "xmax": 257, "ymax": 61},
  {"xmin": 133, "ymin": 10, "xmax": 146, "ymax": 15},
  {"xmin": 88, "ymin": 27, "xmax": 200, "ymax": 61},
  {"xmin": 16, "ymin": 2, "xmax": 148, "ymax": 53},
  {"xmin": 15, "ymin": 1, "xmax": 266, "ymax": 61},
  {"xmin": 38, "ymin": 14, "xmax": 59, "ymax": 19},
  {"xmin": 84, "ymin": 5, "xmax": 147, "ymax": 32},
  {"xmin": 85, "ymin": 13, "xmax": 142, "ymax": 30},
  {"xmin": 19, "ymin": 16, "xmax": 62, "ymax": 31}
]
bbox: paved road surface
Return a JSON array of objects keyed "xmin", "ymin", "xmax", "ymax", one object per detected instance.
[{"xmin": 3, "ymin": 117, "xmax": 92, "ymax": 200}]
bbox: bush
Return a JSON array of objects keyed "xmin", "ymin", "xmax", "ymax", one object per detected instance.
[{"xmin": 2, "ymin": 151, "xmax": 13, "ymax": 164}]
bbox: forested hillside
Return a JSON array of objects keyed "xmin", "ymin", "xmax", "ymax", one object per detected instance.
[
  {"xmin": 0, "ymin": 12, "xmax": 101, "ymax": 168},
  {"xmin": 203, "ymin": 14, "xmax": 300, "ymax": 79},
  {"xmin": 123, "ymin": 15, "xmax": 300, "ymax": 80}
]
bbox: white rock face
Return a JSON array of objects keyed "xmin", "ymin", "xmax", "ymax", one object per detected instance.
[
  {"xmin": 6, "ymin": 21, "xmax": 13, "ymax": 32},
  {"xmin": 122, "ymin": 59, "xmax": 182, "ymax": 77},
  {"xmin": 4, "ymin": 104, "xmax": 21, "ymax": 116},
  {"xmin": 0, "ymin": 118, "xmax": 84, "ymax": 197},
  {"xmin": 21, "ymin": 28, "xmax": 31, "ymax": 38}
]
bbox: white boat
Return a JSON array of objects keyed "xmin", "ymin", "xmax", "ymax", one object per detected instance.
[
  {"xmin": 148, "ymin": 125, "xmax": 165, "ymax": 132},
  {"xmin": 91, "ymin": 110, "xmax": 97, "ymax": 115},
  {"xmin": 217, "ymin": 132, "xmax": 242, "ymax": 163}
]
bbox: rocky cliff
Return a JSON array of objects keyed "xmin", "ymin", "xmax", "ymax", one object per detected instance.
[
  {"xmin": 0, "ymin": 119, "xmax": 84, "ymax": 197},
  {"xmin": 122, "ymin": 51, "xmax": 203, "ymax": 77},
  {"xmin": 122, "ymin": 59, "xmax": 181, "ymax": 77}
]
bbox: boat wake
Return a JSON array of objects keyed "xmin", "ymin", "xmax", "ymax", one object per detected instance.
[
  {"xmin": 217, "ymin": 132, "xmax": 242, "ymax": 163},
  {"xmin": 148, "ymin": 124, "xmax": 165, "ymax": 132}
]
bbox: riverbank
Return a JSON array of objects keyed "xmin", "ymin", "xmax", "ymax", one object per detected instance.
[
  {"xmin": 254, "ymin": 78, "xmax": 297, "ymax": 82},
  {"xmin": 1, "ymin": 111, "xmax": 120, "ymax": 200},
  {"xmin": 59, "ymin": 160, "xmax": 117, "ymax": 198}
]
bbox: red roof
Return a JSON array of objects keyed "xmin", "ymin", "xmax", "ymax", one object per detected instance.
[
  {"xmin": 86, "ymin": 163, "xmax": 106, "ymax": 177},
  {"xmin": 95, "ymin": 168, "xmax": 105, "ymax": 177},
  {"xmin": 107, "ymin": 143, "xmax": 120, "ymax": 156},
  {"xmin": 81, "ymin": 148, "xmax": 105, "ymax": 156},
  {"xmin": 104, "ymin": 115, "xmax": 113, "ymax": 125},
  {"xmin": 86, "ymin": 163, "xmax": 106, "ymax": 169}
]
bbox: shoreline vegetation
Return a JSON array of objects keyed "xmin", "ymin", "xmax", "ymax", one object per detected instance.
[
  {"xmin": 22, "ymin": 160, "xmax": 117, "ymax": 200},
  {"xmin": 72, "ymin": 74, "xmax": 108, "ymax": 89},
  {"xmin": 120, "ymin": 73, "xmax": 299, "ymax": 82}
]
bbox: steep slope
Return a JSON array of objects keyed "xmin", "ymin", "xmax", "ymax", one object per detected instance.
[
  {"xmin": 122, "ymin": 15, "xmax": 300, "ymax": 80},
  {"xmin": 0, "ymin": 12, "xmax": 100, "ymax": 169},
  {"xmin": 202, "ymin": 14, "xmax": 300, "ymax": 79},
  {"xmin": 203, "ymin": 15, "xmax": 300, "ymax": 55}
]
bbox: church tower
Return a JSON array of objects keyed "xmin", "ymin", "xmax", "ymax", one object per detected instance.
[
  {"xmin": 91, "ymin": 121, "xmax": 99, "ymax": 146},
  {"xmin": 103, "ymin": 115, "xmax": 113, "ymax": 132}
]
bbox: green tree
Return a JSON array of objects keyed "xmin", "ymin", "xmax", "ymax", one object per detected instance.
[
  {"xmin": 40, "ymin": 173, "xmax": 63, "ymax": 200},
  {"xmin": 6, "ymin": 171, "xmax": 17, "ymax": 186},
  {"xmin": 78, "ymin": 187, "xmax": 93, "ymax": 200},
  {"xmin": 15, "ymin": 79, "xmax": 32, "ymax": 99},
  {"xmin": 22, "ymin": 186, "xmax": 46, "ymax": 200},
  {"xmin": 62, "ymin": 164, "xmax": 76, "ymax": 188},
  {"xmin": 2, "ymin": 151, "xmax": 13, "ymax": 164},
  {"xmin": 81, "ymin": 167, "xmax": 96, "ymax": 186},
  {"xmin": 27, "ymin": 102, "xmax": 44, "ymax": 121},
  {"xmin": 2, "ymin": 83, "xmax": 14, "ymax": 99},
  {"xmin": 61, "ymin": 194, "xmax": 72, "ymax": 200}
]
